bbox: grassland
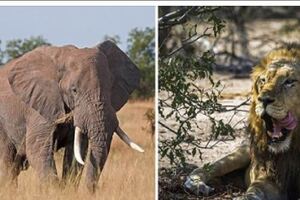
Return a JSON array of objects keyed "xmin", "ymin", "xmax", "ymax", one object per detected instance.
[{"xmin": 0, "ymin": 100, "xmax": 155, "ymax": 200}]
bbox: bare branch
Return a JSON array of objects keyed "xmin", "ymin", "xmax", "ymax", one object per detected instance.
[{"xmin": 165, "ymin": 27, "xmax": 211, "ymax": 58}]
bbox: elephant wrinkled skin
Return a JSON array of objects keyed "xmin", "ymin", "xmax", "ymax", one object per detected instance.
[{"xmin": 0, "ymin": 41, "xmax": 143, "ymax": 193}]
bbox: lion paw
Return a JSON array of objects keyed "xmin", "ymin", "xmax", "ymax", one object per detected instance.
[
  {"xmin": 184, "ymin": 175, "xmax": 214, "ymax": 196},
  {"xmin": 233, "ymin": 194, "xmax": 262, "ymax": 200}
]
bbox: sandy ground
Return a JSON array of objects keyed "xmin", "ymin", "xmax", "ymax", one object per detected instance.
[
  {"xmin": 159, "ymin": 74, "xmax": 251, "ymax": 166},
  {"xmin": 0, "ymin": 100, "xmax": 155, "ymax": 200},
  {"xmin": 159, "ymin": 75, "xmax": 252, "ymax": 199}
]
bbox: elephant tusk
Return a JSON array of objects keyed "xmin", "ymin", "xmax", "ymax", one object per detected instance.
[
  {"xmin": 74, "ymin": 127, "xmax": 85, "ymax": 165},
  {"xmin": 115, "ymin": 127, "xmax": 144, "ymax": 153}
]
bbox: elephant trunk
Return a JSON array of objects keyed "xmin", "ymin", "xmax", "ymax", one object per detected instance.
[
  {"xmin": 74, "ymin": 100, "xmax": 115, "ymax": 193},
  {"xmin": 72, "ymin": 96, "xmax": 143, "ymax": 192}
]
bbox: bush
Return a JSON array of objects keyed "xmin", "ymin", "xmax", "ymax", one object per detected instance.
[
  {"xmin": 158, "ymin": 6, "xmax": 234, "ymax": 167},
  {"xmin": 4, "ymin": 36, "xmax": 50, "ymax": 62},
  {"xmin": 127, "ymin": 27, "xmax": 155, "ymax": 99}
]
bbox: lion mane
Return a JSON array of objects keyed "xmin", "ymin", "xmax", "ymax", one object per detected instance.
[{"xmin": 250, "ymin": 44, "xmax": 300, "ymax": 149}]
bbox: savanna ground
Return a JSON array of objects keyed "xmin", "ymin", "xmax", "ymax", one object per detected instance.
[{"xmin": 0, "ymin": 100, "xmax": 155, "ymax": 200}]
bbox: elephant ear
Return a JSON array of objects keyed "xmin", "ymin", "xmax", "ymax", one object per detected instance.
[
  {"xmin": 98, "ymin": 41, "xmax": 140, "ymax": 111},
  {"xmin": 8, "ymin": 49, "xmax": 65, "ymax": 122}
]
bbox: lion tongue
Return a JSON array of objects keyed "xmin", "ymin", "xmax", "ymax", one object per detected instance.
[
  {"xmin": 276, "ymin": 112, "xmax": 297, "ymax": 130},
  {"xmin": 269, "ymin": 112, "xmax": 297, "ymax": 138}
]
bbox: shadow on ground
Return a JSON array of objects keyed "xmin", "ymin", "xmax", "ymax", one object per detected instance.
[{"xmin": 159, "ymin": 164, "xmax": 247, "ymax": 200}]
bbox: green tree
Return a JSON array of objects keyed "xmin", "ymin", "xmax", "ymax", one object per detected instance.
[
  {"xmin": 0, "ymin": 40, "xmax": 4, "ymax": 65},
  {"xmin": 127, "ymin": 27, "xmax": 155, "ymax": 99},
  {"xmin": 5, "ymin": 36, "xmax": 50, "ymax": 62},
  {"xmin": 159, "ymin": 7, "xmax": 231, "ymax": 167}
]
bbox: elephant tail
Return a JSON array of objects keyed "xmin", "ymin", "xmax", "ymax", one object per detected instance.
[{"xmin": 115, "ymin": 127, "xmax": 144, "ymax": 153}]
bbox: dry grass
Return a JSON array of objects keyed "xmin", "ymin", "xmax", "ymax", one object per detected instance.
[{"xmin": 0, "ymin": 100, "xmax": 155, "ymax": 200}]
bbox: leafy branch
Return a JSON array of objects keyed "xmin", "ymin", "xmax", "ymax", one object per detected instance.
[{"xmin": 158, "ymin": 6, "xmax": 246, "ymax": 167}]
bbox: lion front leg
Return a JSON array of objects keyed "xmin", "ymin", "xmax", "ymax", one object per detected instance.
[
  {"xmin": 234, "ymin": 179, "xmax": 282, "ymax": 200},
  {"xmin": 184, "ymin": 144, "xmax": 250, "ymax": 196}
]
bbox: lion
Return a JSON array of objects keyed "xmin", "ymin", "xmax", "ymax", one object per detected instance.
[{"xmin": 184, "ymin": 44, "xmax": 300, "ymax": 200}]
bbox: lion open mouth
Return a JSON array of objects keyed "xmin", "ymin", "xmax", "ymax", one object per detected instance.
[{"xmin": 262, "ymin": 112, "xmax": 297, "ymax": 144}]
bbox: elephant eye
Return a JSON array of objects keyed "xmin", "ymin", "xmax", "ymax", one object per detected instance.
[{"xmin": 71, "ymin": 86, "xmax": 77, "ymax": 94}]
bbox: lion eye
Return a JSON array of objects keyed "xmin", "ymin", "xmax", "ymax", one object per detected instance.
[
  {"xmin": 260, "ymin": 77, "xmax": 266, "ymax": 84},
  {"xmin": 284, "ymin": 79, "xmax": 297, "ymax": 88}
]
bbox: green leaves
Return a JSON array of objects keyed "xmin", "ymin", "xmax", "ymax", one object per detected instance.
[
  {"xmin": 0, "ymin": 36, "xmax": 50, "ymax": 64},
  {"xmin": 0, "ymin": 40, "xmax": 4, "ymax": 65},
  {"xmin": 159, "ymin": 52, "xmax": 228, "ymax": 167},
  {"xmin": 127, "ymin": 27, "xmax": 155, "ymax": 99},
  {"xmin": 211, "ymin": 119, "xmax": 235, "ymax": 139},
  {"xmin": 159, "ymin": 7, "xmax": 234, "ymax": 168}
]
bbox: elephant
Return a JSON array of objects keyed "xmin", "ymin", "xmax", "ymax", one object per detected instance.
[{"xmin": 0, "ymin": 40, "xmax": 144, "ymax": 193}]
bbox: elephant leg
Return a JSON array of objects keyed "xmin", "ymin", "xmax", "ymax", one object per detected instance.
[
  {"xmin": 0, "ymin": 131, "xmax": 21, "ymax": 187},
  {"xmin": 235, "ymin": 179, "xmax": 282, "ymax": 200},
  {"xmin": 62, "ymin": 144, "xmax": 81, "ymax": 186},
  {"xmin": 25, "ymin": 122, "xmax": 58, "ymax": 185},
  {"xmin": 62, "ymin": 131, "xmax": 87, "ymax": 187},
  {"xmin": 62, "ymin": 145, "xmax": 84, "ymax": 187}
]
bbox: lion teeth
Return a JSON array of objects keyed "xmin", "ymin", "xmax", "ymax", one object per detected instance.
[{"xmin": 267, "ymin": 130, "xmax": 283, "ymax": 138}]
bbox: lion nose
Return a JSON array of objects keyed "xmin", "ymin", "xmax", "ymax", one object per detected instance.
[{"xmin": 258, "ymin": 96, "xmax": 275, "ymax": 108}]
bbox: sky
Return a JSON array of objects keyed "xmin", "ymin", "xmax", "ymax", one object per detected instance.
[{"xmin": 0, "ymin": 6, "xmax": 154, "ymax": 51}]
